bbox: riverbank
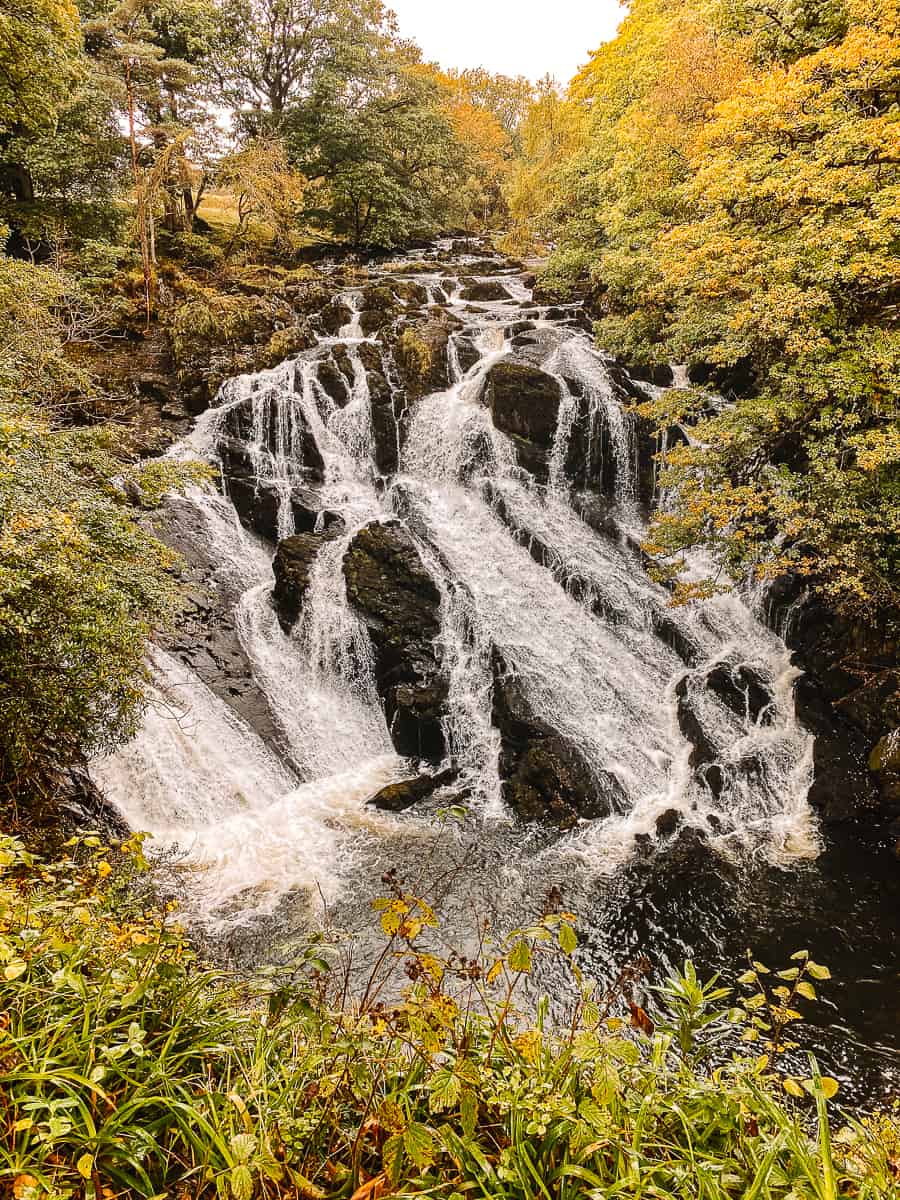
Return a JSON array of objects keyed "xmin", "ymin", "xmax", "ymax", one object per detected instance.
[{"xmin": 2, "ymin": 831, "xmax": 898, "ymax": 1197}]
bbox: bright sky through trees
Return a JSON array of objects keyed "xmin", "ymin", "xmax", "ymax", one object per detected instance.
[{"xmin": 388, "ymin": 0, "xmax": 625, "ymax": 84}]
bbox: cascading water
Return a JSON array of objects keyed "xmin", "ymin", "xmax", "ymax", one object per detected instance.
[{"xmin": 92, "ymin": 245, "xmax": 899, "ymax": 1099}]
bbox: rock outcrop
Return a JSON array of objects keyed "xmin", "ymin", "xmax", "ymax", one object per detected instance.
[
  {"xmin": 392, "ymin": 313, "xmax": 462, "ymax": 398},
  {"xmin": 460, "ymin": 280, "xmax": 512, "ymax": 302},
  {"xmin": 491, "ymin": 649, "xmax": 626, "ymax": 826},
  {"xmin": 764, "ymin": 575, "xmax": 896, "ymax": 825},
  {"xmin": 483, "ymin": 361, "xmax": 562, "ymax": 480},
  {"xmin": 343, "ymin": 521, "xmax": 449, "ymax": 760},
  {"xmin": 272, "ymin": 519, "xmax": 346, "ymax": 631}
]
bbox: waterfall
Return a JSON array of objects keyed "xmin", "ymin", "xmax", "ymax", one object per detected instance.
[{"xmin": 93, "ymin": 244, "xmax": 819, "ymax": 934}]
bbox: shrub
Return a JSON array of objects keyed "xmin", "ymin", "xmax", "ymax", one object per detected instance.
[
  {"xmin": 0, "ymin": 834, "xmax": 897, "ymax": 1199},
  {"xmin": 0, "ymin": 255, "xmax": 205, "ymax": 802}
]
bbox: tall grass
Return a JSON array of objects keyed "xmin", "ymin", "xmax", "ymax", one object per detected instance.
[{"xmin": 0, "ymin": 833, "xmax": 897, "ymax": 1199}]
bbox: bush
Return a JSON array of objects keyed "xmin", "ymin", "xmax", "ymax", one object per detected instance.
[
  {"xmin": 0, "ymin": 833, "xmax": 897, "ymax": 1199},
  {"xmin": 0, "ymin": 255, "xmax": 205, "ymax": 802},
  {"xmin": 166, "ymin": 231, "xmax": 225, "ymax": 271}
]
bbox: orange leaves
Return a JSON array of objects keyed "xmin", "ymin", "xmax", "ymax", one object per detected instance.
[{"xmin": 350, "ymin": 1174, "xmax": 389, "ymax": 1200}]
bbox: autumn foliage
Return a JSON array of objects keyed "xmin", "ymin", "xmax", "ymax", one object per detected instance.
[{"xmin": 517, "ymin": 0, "xmax": 900, "ymax": 618}]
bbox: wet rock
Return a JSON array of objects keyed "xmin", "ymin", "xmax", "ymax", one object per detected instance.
[
  {"xmin": 145, "ymin": 495, "xmax": 284, "ymax": 751},
  {"xmin": 315, "ymin": 357, "xmax": 351, "ymax": 406},
  {"xmin": 625, "ymin": 362, "xmax": 675, "ymax": 389},
  {"xmin": 705, "ymin": 662, "xmax": 775, "ymax": 725},
  {"xmin": 367, "ymin": 766, "xmax": 460, "ymax": 812},
  {"xmin": 491, "ymin": 649, "xmax": 627, "ymax": 826},
  {"xmin": 483, "ymin": 361, "xmax": 562, "ymax": 481},
  {"xmin": 393, "ymin": 314, "xmax": 461, "ymax": 398},
  {"xmin": 320, "ymin": 302, "xmax": 353, "ymax": 335},
  {"xmin": 655, "ymin": 808, "xmax": 683, "ymax": 837},
  {"xmin": 344, "ymin": 521, "xmax": 449, "ymax": 760},
  {"xmin": 220, "ymin": 395, "xmax": 325, "ymax": 481},
  {"xmin": 459, "ymin": 280, "xmax": 513, "ymax": 303},
  {"xmin": 651, "ymin": 612, "xmax": 704, "ymax": 666},
  {"xmin": 454, "ymin": 334, "xmax": 481, "ymax": 375},
  {"xmin": 348, "ymin": 342, "xmax": 401, "ymax": 476},
  {"xmin": 272, "ymin": 520, "xmax": 346, "ymax": 631},
  {"xmin": 388, "ymin": 278, "xmax": 429, "ymax": 307},
  {"xmin": 217, "ymin": 439, "xmax": 326, "ymax": 542},
  {"xmin": 762, "ymin": 577, "xmax": 899, "ymax": 825},
  {"xmin": 794, "ymin": 676, "xmax": 881, "ymax": 824},
  {"xmin": 675, "ymin": 676, "xmax": 721, "ymax": 775}
]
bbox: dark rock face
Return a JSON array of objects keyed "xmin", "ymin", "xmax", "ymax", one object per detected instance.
[
  {"xmin": 217, "ymin": 436, "xmax": 324, "ymax": 543},
  {"xmin": 483, "ymin": 361, "xmax": 562, "ymax": 481},
  {"xmin": 675, "ymin": 663, "xmax": 777, "ymax": 800},
  {"xmin": 220, "ymin": 393, "xmax": 325, "ymax": 480},
  {"xmin": 460, "ymin": 280, "xmax": 513, "ymax": 302},
  {"xmin": 491, "ymin": 650, "xmax": 626, "ymax": 826},
  {"xmin": 675, "ymin": 676, "xmax": 721, "ymax": 776},
  {"xmin": 367, "ymin": 766, "xmax": 460, "ymax": 812},
  {"xmin": 272, "ymin": 520, "xmax": 346, "ymax": 631},
  {"xmin": 320, "ymin": 302, "xmax": 353, "ymax": 335},
  {"xmin": 343, "ymin": 521, "xmax": 449, "ymax": 760},
  {"xmin": 356, "ymin": 342, "xmax": 404, "ymax": 476},
  {"xmin": 655, "ymin": 808, "xmax": 683, "ymax": 837},
  {"xmin": 146, "ymin": 495, "xmax": 284, "ymax": 752},
  {"xmin": 705, "ymin": 663, "xmax": 775, "ymax": 725},
  {"xmin": 392, "ymin": 313, "xmax": 462, "ymax": 398},
  {"xmin": 794, "ymin": 676, "xmax": 881, "ymax": 824},
  {"xmin": 316, "ymin": 356, "xmax": 351, "ymax": 406},
  {"xmin": 763, "ymin": 574, "xmax": 896, "ymax": 824}
]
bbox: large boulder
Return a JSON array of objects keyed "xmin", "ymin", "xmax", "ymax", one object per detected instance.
[
  {"xmin": 483, "ymin": 361, "xmax": 562, "ymax": 481},
  {"xmin": 392, "ymin": 313, "xmax": 462, "ymax": 398},
  {"xmin": 491, "ymin": 649, "xmax": 626, "ymax": 827},
  {"xmin": 460, "ymin": 280, "xmax": 513, "ymax": 302},
  {"xmin": 272, "ymin": 519, "xmax": 346, "ymax": 631},
  {"xmin": 343, "ymin": 521, "xmax": 449, "ymax": 760}
]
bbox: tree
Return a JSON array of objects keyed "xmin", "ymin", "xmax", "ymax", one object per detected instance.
[
  {"xmin": 286, "ymin": 40, "xmax": 462, "ymax": 247},
  {"xmin": 531, "ymin": 0, "xmax": 899, "ymax": 615},
  {"xmin": 217, "ymin": 136, "xmax": 305, "ymax": 251},
  {"xmin": 218, "ymin": 0, "xmax": 389, "ymax": 125},
  {"xmin": 0, "ymin": 0, "xmax": 82, "ymax": 136},
  {"xmin": 0, "ymin": 252, "xmax": 196, "ymax": 800},
  {"xmin": 503, "ymin": 77, "xmax": 582, "ymax": 252}
]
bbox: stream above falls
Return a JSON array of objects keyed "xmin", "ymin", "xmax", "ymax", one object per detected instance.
[{"xmin": 93, "ymin": 241, "xmax": 900, "ymax": 1106}]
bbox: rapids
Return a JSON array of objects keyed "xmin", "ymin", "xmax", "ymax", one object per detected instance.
[{"xmin": 92, "ymin": 243, "xmax": 900, "ymax": 1103}]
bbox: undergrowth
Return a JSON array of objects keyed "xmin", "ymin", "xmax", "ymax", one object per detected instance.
[{"xmin": 0, "ymin": 833, "xmax": 898, "ymax": 1199}]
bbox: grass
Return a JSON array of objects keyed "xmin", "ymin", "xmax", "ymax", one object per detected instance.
[{"xmin": 0, "ymin": 831, "xmax": 898, "ymax": 1199}]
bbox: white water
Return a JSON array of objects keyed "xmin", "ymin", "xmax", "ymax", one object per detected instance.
[{"xmin": 93, "ymin": 249, "xmax": 819, "ymax": 932}]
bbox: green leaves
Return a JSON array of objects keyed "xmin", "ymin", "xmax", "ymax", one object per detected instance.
[{"xmin": 558, "ymin": 921, "xmax": 578, "ymax": 956}]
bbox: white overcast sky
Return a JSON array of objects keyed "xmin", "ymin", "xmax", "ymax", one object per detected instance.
[{"xmin": 388, "ymin": 1, "xmax": 627, "ymax": 85}]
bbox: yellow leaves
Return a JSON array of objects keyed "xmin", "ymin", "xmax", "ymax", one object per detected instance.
[
  {"xmin": 514, "ymin": 1029, "xmax": 542, "ymax": 1063},
  {"xmin": 373, "ymin": 894, "xmax": 438, "ymax": 940}
]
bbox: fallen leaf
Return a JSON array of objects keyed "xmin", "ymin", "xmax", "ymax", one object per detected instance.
[{"xmin": 351, "ymin": 1174, "xmax": 388, "ymax": 1200}]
